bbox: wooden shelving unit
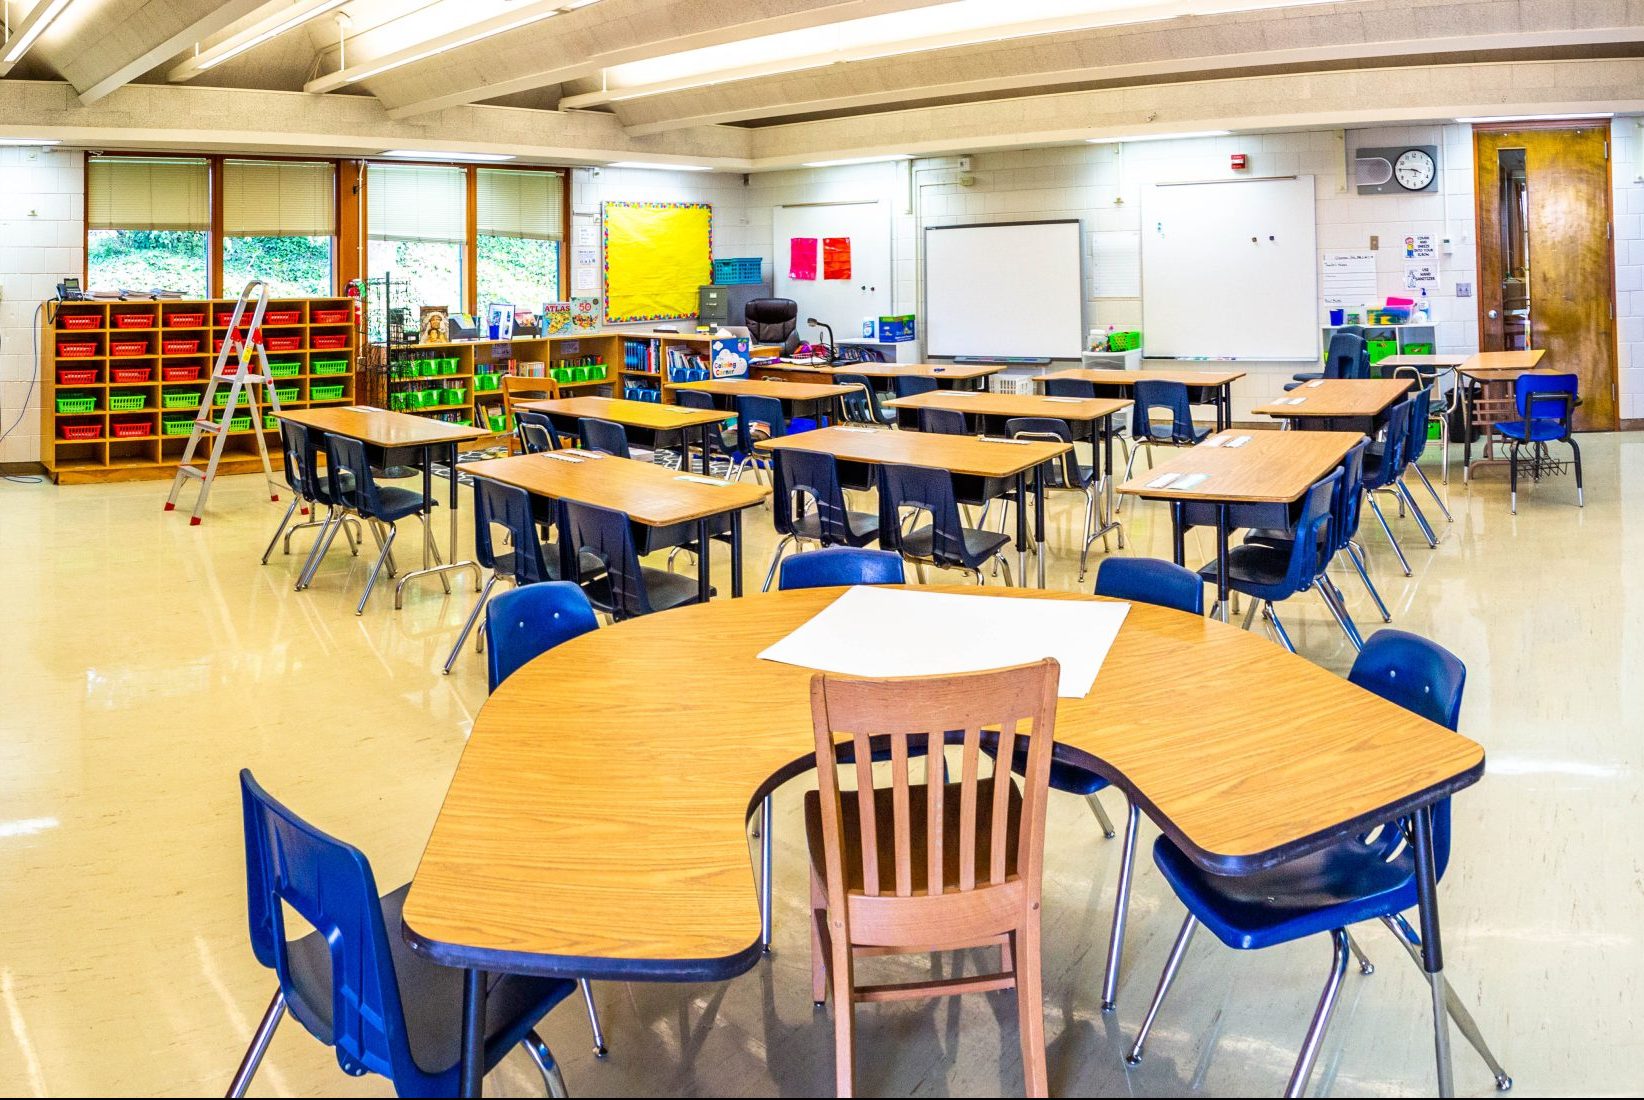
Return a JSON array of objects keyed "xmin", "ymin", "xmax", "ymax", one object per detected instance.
[{"xmin": 42, "ymin": 296, "xmax": 357, "ymax": 485}]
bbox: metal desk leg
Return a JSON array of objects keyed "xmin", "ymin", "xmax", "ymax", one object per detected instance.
[
  {"xmin": 1413, "ymin": 806, "xmax": 1456, "ymax": 1098},
  {"xmin": 395, "ymin": 442, "xmax": 481, "ymax": 608},
  {"xmin": 731, "ymin": 510, "xmax": 744, "ymax": 597},
  {"xmin": 697, "ymin": 518, "xmax": 712, "ymax": 603},
  {"xmin": 1034, "ymin": 463, "xmax": 1047, "ymax": 589},
  {"xmin": 1462, "ymin": 382, "xmax": 1473, "ymax": 482},
  {"xmin": 460, "ymin": 969, "xmax": 488, "ymax": 1097},
  {"xmin": 1215, "ymin": 503, "xmax": 1231, "ymax": 623},
  {"xmin": 1014, "ymin": 471, "xmax": 1029, "ymax": 583},
  {"xmin": 1171, "ymin": 502, "xmax": 1186, "ymax": 566},
  {"xmin": 700, "ymin": 424, "xmax": 712, "ymax": 475}
]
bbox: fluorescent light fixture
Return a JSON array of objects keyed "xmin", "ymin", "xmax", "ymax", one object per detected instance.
[
  {"xmin": 0, "ymin": 138, "xmax": 60, "ymax": 146},
  {"xmin": 1455, "ymin": 112, "xmax": 1615, "ymax": 123},
  {"xmin": 323, "ymin": 1, "xmax": 598, "ymax": 88},
  {"xmin": 1, "ymin": 0, "xmax": 74, "ymax": 67},
  {"xmin": 379, "ymin": 149, "xmax": 516, "ymax": 162},
  {"xmin": 1087, "ymin": 130, "xmax": 1233, "ymax": 144},
  {"xmin": 608, "ymin": 161, "xmax": 714, "ymax": 172},
  {"xmin": 174, "ymin": 0, "xmax": 349, "ymax": 77},
  {"xmin": 802, "ymin": 154, "xmax": 915, "ymax": 167}
]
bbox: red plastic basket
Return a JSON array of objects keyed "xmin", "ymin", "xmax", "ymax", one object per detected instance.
[
  {"xmin": 110, "ymin": 365, "xmax": 153, "ymax": 384},
  {"xmin": 60, "ymin": 314, "xmax": 100, "ymax": 330},
  {"xmin": 162, "ymin": 338, "xmax": 200, "ymax": 355},
  {"xmin": 263, "ymin": 310, "xmax": 301, "ymax": 325},
  {"xmin": 57, "ymin": 342, "xmax": 98, "ymax": 358},
  {"xmin": 312, "ymin": 308, "xmax": 350, "ymax": 325},
  {"xmin": 111, "ymin": 340, "xmax": 149, "ymax": 357},
  {"xmin": 214, "ymin": 311, "xmax": 238, "ymax": 327},
  {"xmin": 111, "ymin": 416, "xmax": 152, "ymax": 438},
  {"xmin": 162, "ymin": 364, "xmax": 201, "ymax": 382},
  {"xmin": 166, "ymin": 312, "xmax": 205, "ymax": 328},
  {"xmin": 114, "ymin": 313, "xmax": 155, "ymax": 329},
  {"xmin": 266, "ymin": 336, "xmax": 303, "ymax": 352},
  {"xmin": 57, "ymin": 367, "xmax": 98, "ymax": 385},
  {"xmin": 59, "ymin": 421, "xmax": 102, "ymax": 441},
  {"xmin": 312, "ymin": 334, "xmax": 348, "ymax": 350}
]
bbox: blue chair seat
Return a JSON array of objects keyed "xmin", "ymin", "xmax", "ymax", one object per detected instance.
[
  {"xmin": 1493, "ymin": 417, "xmax": 1568, "ymax": 443},
  {"xmin": 1151, "ymin": 833, "xmax": 1417, "ymax": 952},
  {"xmin": 1196, "ymin": 542, "xmax": 1292, "ymax": 600},
  {"xmin": 791, "ymin": 507, "xmax": 880, "ymax": 544},
  {"xmin": 987, "ymin": 740, "xmax": 1110, "ymax": 796},
  {"xmin": 582, "ymin": 565, "xmax": 709, "ymax": 616},
  {"xmin": 493, "ymin": 547, "xmax": 606, "ymax": 583},
  {"xmin": 373, "ymin": 485, "xmax": 437, "ymax": 523},
  {"xmin": 899, "ymin": 524, "xmax": 1011, "ymax": 563}
]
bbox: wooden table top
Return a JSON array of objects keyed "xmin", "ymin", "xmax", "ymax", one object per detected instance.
[
  {"xmin": 1377, "ymin": 354, "xmax": 1470, "ymax": 370},
  {"xmin": 276, "ymin": 406, "xmax": 487, "ymax": 447},
  {"xmin": 1252, "ymin": 378, "xmax": 1412, "ymax": 420},
  {"xmin": 515, "ymin": 395, "xmax": 728, "ymax": 431},
  {"xmin": 885, "ymin": 390, "xmax": 1132, "ymax": 422},
  {"xmin": 667, "ymin": 378, "xmax": 855, "ymax": 402},
  {"xmin": 757, "ymin": 424, "xmax": 1069, "ymax": 479},
  {"xmin": 829, "ymin": 362, "xmax": 1003, "ymax": 381},
  {"xmin": 1116, "ymin": 430, "xmax": 1361, "ymax": 503},
  {"xmin": 403, "ymin": 586, "xmax": 1485, "ymax": 979},
  {"xmin": 1035, "ymin": 367, "xmax": 1247, "ymax": 388},
  {"xmin": 1459, "ymin": 350, "xmax": 1550, "ymax": 378},
  {"xmin": 463, "ymin": 453, "xmax": 767, "ymax": 527}
]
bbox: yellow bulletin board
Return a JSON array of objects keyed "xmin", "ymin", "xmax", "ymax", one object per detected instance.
[{"xmin": 602, "ymin": 201, "xmax": 713, "ymax": 323}]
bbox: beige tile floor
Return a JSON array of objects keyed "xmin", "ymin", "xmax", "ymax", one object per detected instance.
[{"xmin": 0, "ymin": 434, "xmax": 1638, "ymax": 1097}]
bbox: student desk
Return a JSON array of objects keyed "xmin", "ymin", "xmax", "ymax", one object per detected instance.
[
  {"xmin": 666, "ymin": 378, "xmax": 855, "ymax": 425},
  {"xmin": 276, "ymin": 406, "xmax": 486, "ymax": 606},
  {"xmin": 462, "ymin": 452, "xmax": 768, "ymax": 600},
  {"xmin": 755, "ymin": 425, "xmax": 1069, "ymax": 588},
  {"xmin": 755, "ymin": 361, "xmax": 1002, "ymax": 391},
  {"xmin": 1458, "ymin": 351, "xmax": 1550, "ymax": 479},
  {"xmin": 401, "ymin": 586, "xmax": 1485, "ymax": 1098},
  {"xmin": 513, "ymin": 395, "xmax": 729, "ymax": 475},
  {"xmin": 1253, "ymin": 377, "xmax": 1412, "ymax": 431},
  {"xmin": 1034, "ymin": 368, "xmax": 1246, "ymax": 432},
  {"xmin": 1117, "ymin": 430, "xmax": 1361, "ymax": 621}
]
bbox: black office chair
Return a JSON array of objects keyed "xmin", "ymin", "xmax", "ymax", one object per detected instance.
[{"xmin": 745, "ymin": 298, "xmax": 802, "ymax": 354}]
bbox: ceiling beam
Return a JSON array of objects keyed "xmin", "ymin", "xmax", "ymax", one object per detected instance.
[{"xmin": 65, "ymin": 0, "xmax": 269, "ymax": 104}]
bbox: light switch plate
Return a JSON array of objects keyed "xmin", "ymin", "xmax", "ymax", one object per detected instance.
[
  {"xmin": 1457, "ymin": 282, "xmax": 1473, "ymax": 298},
  {"xmin": 1369, "ymin": 235, "xmax": 1380, "ymax": 250}
]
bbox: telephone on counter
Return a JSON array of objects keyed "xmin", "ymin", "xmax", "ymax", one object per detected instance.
[{"xmin": 56, "ymin": 277, "xmax": 86, "ymax": 301}]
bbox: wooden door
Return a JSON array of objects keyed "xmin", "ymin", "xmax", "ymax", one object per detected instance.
[{"xmin": 1475, "ymin": 123, "xmax": 1617, "ymax": 430}]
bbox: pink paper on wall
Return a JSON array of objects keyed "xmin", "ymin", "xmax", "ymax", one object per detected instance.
[
  {"xmin": 789, "ymin": 237, "xmax": 819, "ymax": 280},
  {"xmin": 822, "ymin": 237, "xmax": 852, "ymax": 280}
]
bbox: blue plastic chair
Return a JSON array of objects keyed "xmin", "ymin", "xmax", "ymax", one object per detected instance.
[
  {"xmin": 892, "ymin": 375, "xmax": 938, "ymax": 399},
  {"xmin": 1125, "ymin": 630, "xmax": 1511, "ymax": 1095},
  {"xmin": 514, "ymin": 409, "xmax": 564, "ymax": 454},
  {"xmin": 1125, "ymin": 379, "xmax": 1210, "ymax": 481},
  {"xmin": 764, "ymin": 448, "xmax": 882, "ymax": 590},
  {"xmin": 778, "ymin": 547, "xmax": 906, "ymax": 590},
  {"xmin": 673, "ymin": 388, "xmax": 742, "ymax": 475},
  {"xmin": 1002, "ymin": 415, "xmax": 1111, "ymax": 581},
  {"xmin": 1287, "ymin": 329, "xmax": 1368, "ymax": 390},
  {"xmin": 563, "ymin": 500, "xmax": 712, "ymax": 620},
  {"xmin": 1094, "ymin": 556, "xmax": 1204, "ymax": 615},
  {"xmin": 1363, "ymin": 395, "xmax": 1437, "ymax": 576},
  {"xmin": 578, "ymin": 417, "xmax": 633, "ymax": 459},
  {"xmin": 1495, "ymin": 372, "xmax": 1583, "ymax": 514},
  {"xmin": 833, "ymin": 372, "xmax": 895, "ymax": 425},
  {"xmin": 917, "ymin": 406, "xmax": 968, "ymax": 435},
  {"xmin": 877, "ymin": 463, "xmax": 1013, "ymax": 584},
  {"xmin": 1402, "ymin": 382, "xmax": 1453, "ymax": 521},
  {"xmin": 263, "ymin": 417, "xmax": 361, "ymax": 571},
  {"xmin": 229, "ymin": 770, "xmax": 576, "ymax": 1098},
  {"xmin": 734, "ymin": 394, "xmax": 788, "ymax": 484},
  {"xmin": 316, "ymin": 433, "xmax": 439, "ymax": 615}
]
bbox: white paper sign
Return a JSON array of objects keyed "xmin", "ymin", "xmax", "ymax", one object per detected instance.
[
  {"xmin": 1403, "ymin": 233, "xmax": 1436, "ymax": 261},
  {"xmin": 1322, "ymin": 251, "xmax": 1378, "ymax": 310},
  {"xmin": 1404, "ymin": 262, "xmax": 1439, "ymax": 289}
]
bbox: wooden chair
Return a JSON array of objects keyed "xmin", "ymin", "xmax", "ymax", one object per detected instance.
[
  {"xmin": 500, "ymin": 375, "xmax": 561, "ymax": 454},
  {"xmin": 805, "ymin": 660, "xmax": 1060, "ymax": 1097}
]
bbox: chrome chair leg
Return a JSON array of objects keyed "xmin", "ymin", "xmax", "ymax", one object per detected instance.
[
  {"xmin": 443, "ymin": 572, "xmax": 500, "ymax": 675},
  {"xmin": 1367, "ymin": 495, "xmax": 1412, "ymax": 576},
  {"xmin": 1285, "ymin": 929, "xmax": 1351, "ymax": 1098},
  {"xmin": 760, "ymin": 793, "xmax": 774, "ymax": 954},
  {"xmin": 1241, "ymin": 597, "xmax": 1259, "ymax": 631},
  {"xmin": 1398, "ymin": 482, "xmax": 1439, "ymax": 547},
  {"xmin": 1086, "ymin": 792, "xmax": 1117, "ymax": 839},
  {"xmin": 227, "ymin": 989, "xmax": 286, "ymax": 1098},
  {"xmin": 1381, "ymin": 914, "xmax": 1513, "ymax": 1091},
  {"xmin": 1347, "ymin": 543, "xmax": 1392, "ymax": 623},
  {"xmin": 997, "ymin": 553, "xmax": 1014, "ymax": 587},
  {"xmin": 422, "ymin": 515, "xmax": 452, "ymax": 593},
  {"xmin": 1264, "ymin": 601, "xmax": 1297, "ymax": 653},
  {"xmin": 356, "ymin": 524, "xmax": 397, "ymax": 616},
  {"xmin": 261, "ymin": 498, "xmax": 301, "ymax": 565},
  {"xmin": 1125, "ymin": 914, "xmax": 1198, "ymax": 1065},
  {"xmin": 1100, "ymin": 801, "xmax": 1140, "ymax": 1012},
  {"xmin": 523, "ymin": 1029, "xmax": 570, "ymax": 1098},
  {"xmin": 578, "ymin": 978, "xmax": 608, "ymax": 1057},
  {"xmin": 1413, "ymin": 463, "xmax": 1453, "ymax": 522},
  {"xmin": 296, "ymin": 509, "xmax": 346, "ymax": 591},
  {"xmin": 761, "ymin": 534, "xmax": 795, "ymax": 592},
  {"xmin": 1346, "ymin": 929, "xmax": 1375, "ymax": 975},
  {"xmin": 1315, "ymin": 577, "xmax": 1364, "ymax": 651}
]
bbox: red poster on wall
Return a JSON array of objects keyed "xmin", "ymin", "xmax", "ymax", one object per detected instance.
[
  {"xmin": 822, "ymin": 237, "xmax": 852, "ymax": 280},
  {"xmin": 789, "ymin": 237, "xmax": 819, "ymax": 280}
]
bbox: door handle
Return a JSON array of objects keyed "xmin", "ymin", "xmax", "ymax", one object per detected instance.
[{"xmin": 1487, "ymin": 309, "xmax": 1499, "ymax": 319}]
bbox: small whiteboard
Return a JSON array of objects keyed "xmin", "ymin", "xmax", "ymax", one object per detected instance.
[
  {"xmin": 1141, "ymin": 177, "xmax": 1318, "ymax": 360},
  {"xmin": 773, "ymin": 201, "xmax": 892, "ymax": 341},
  {"xmin": 925, "ymin": 220, "xmax": 1084, "ymax": 360}
]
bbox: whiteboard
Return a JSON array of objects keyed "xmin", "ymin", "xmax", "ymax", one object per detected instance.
[
  {"xmin": 925, "ymin": 220, "xmax": 1084, "ymax": 360},
  {"xmin": 773, "ymin": 201, "xmax": 892, "ymax": 341},
  {"xmin": 1141, "ymin": 176, "xmax": 1318, "ymax": 360}
]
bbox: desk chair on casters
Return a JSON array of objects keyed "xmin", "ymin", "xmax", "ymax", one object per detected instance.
[
  {"xmin": 806, "ymin": 661, "xmax": 1061, "ymax": 1097},
  {"xmin": 764, "ymin": 448, "xmax": 883, "ymax": 590},
  {"xmin": 1497, "ymin": 373, "xmax": 1583, "ymax": 515},
  {"xmin": 778, "ymin": 547, "xmax": 905, "ymax": 590},
  {"xmin": 1125, "ymin": 630, "xmax": 1512, "ymax": 1097},
  {"xmin": 315, "ymin": 433, "xmax": 444, "ymax": 615},
  {"xmin": 228, "ymin": 770, "xmax": 578, "ymax": 1099}
]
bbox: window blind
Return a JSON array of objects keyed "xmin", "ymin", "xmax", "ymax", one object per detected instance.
[
  {"xmin": 87, "ymin": 157, "xmax": 209, "ymax": 231},
  {"xmin": 224, "ymin": 160, "xmax": 335, "ymax": 237},
  {"xmin": 476, "ymin": 169, "xmax": 564, "ymax": 240},
  {"xmin": 367, "ymin": 164, "xmax": 466, "ymax": 243}
]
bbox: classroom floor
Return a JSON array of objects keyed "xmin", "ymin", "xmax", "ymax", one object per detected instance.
[{"xmin": 0, "ymin": 432, "xmax": 1637, "ymax": 1098}]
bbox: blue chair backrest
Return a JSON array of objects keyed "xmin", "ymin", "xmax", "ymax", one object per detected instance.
[
  {"xmin": 1005, "ymin": 416, "xmax": 1081, "ymax": 490},
  {"xmin": 833, "ymin": 372, "xmax": 884, "ymax": 424},
  {"xmin": 1274, "ymin": 469, "xmax": 1341, "ymax": 597},
  {"xmin": 1325, "ymin": 330, "xmax": 1368, "ymax": 380},
  {"xmin": 563, "ymin": 500, "xmax": 652, "ymax": 619},
  {"xmin": 1043, "ymin": 377, "xmax": 1096, "ymax": 399},
  {"xmin": 485, "ymin": 581, "xmax": 599, "ymax": 692},
  {"xmin": 1346, "ymin": 629, "xmax": 1466, "ymax": 873},
  {"xmin": 892, "ymin": 376, "xmax": 938, "ymax": 399},
  {"xmin": 473, "ymin": 477, "xmax": 548, "ymax": 584},
  {"xmin": 240, "ymin": 769, "xmax": 419, "ymax": 1088},
  {"xmin": 918, "ymin": 407, "xmax": 967, "ymax": 435},
  {"xmin": 323, "ymin": 433, "xmax": 384, "ymax": 517},
  {"xmin": 1094, "ymin": 557, "xmax": 1204, "ymax": 615},
  {"xmin": 1364, "ymin": 397, "xmax": 1414, "ymax": 490},
  {"xmin": 779, "ymin": 547, "xmax": 905, "ymax": 590},
  {"xmin": 773, "ymin": 448, "xmax": 855, "ymax": 544},
  {"xmin": 674, "ymin": 388, "xmax": 716, "ymax": 412},
  {"xmin": 579, "ymin": 417, "xmax": 631, "ymax": 458},
  {"xmin": 515, "ymin": 409, "xmax": 562, "ymax": 453},
  {"xmin": 734, "ymin": 394, "xmax": 787, "ymax": 441},
  {"xmin": 1333, "ymin": 437, "xmax": 1370, "ymax": 551},
  {"xmin": 1132, "ymin": 379, "xmax": 1196, "ymax": 443},
  {"xmin": 877, "ymin": 463, "xmax": 973, "ymax": 568},
  {"xmin": 1515, "ymin": 372, "xmax": 1579, "ymax": 425},
  {"xmin": 277, "ymin": 417, "xmax": 318, "ymax": 500},
  {"xmin": 1405, "ymin": 384, "xmax": 1432, "ymax": 462}
]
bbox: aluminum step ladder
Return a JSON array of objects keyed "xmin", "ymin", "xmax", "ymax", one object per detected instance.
[{"xmin": 164, "ymin": 280, "xmax": 284, "ymax": 525}]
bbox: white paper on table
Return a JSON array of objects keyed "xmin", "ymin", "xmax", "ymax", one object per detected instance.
[{"xmin": 757, "ymin": 586, "xmax": 1130, "ymax": 698}]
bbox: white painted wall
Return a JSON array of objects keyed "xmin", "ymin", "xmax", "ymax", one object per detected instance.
[{"xmin": 1611, "ymin": 121, "xmax": 1644, "ymax": 422}]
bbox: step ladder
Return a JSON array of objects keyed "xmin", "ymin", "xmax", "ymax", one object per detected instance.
[{"xmin": 164, "ymin": 280, "xmax": 285, "ymax": 525}]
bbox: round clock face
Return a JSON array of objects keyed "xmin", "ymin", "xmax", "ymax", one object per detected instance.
[{"xmin": 1394, "ymin": 149, "xmax": 1436, "ymax": 191}]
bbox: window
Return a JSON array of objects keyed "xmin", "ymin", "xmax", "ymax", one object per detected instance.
[
  {"xmin": 367, "ymin": 164, "xmax": 466, "ymax": 316},
  {"xmin": 222, "ymin": 160, "xmax": 336, "ymax": 296},
  {"xmin": 86, "ymin": 157, "xmax": 210, "ymax": 296},
  {"xmin": 476, "ymin": 168, "xmax": 565, "ymax": 309}
]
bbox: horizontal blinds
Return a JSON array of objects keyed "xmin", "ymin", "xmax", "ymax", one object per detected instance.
[
  {"xmin": 224, "ymin": 160, "xmax": 335, "ymax": 237},
  {"xmin": 476, "ymin": 168, "xmax": 564, "ymax": 240},
  {"xmin": 87, "ymin": 157, "xmax": 209, "ymax": 231},
  {"xmin": 367, "ymin": 164, "xmax": 466, "ymax": 243}
]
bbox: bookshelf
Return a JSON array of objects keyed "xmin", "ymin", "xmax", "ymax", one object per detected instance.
[{"xmin": 41, "ymin": 296, "xmax": 357, "ymax": 485}]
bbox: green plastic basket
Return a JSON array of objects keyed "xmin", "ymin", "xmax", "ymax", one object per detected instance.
[
  {"xmin": 274, "ymin": 386, "xmax": 299, "ymax": 404},
  {"xmin": 107, "ymin": 393, "xmax": 148, "ymax": 412},
  {"xmin": 310, "ymin": 384, "xmax": 345, "ymax": 401},
  {"xmin": 1108, "ymin": 330, "xmax": 1142, "ymax": 352},
  {"xmin": 437, "ymin": 358, "xmax": 460, "ymax": 376},
  {"xmin": 475, "ymin": 373, "xmax": 500, "ymax": 391},
  {"xmin": 162, "ymin": 390, "xmax": 202, "ymax": 409},
  {"xmin": 488, "ymin": 414, "xmax": 509, "ymax": 433},
  {"xmin": 228, "ymin": 415, "xmax": 252, "ymax": 432},
  {"xmin": 162, "ymin": 415, "xmax": 195, "ymax": 436},
  {"xmin": 416, "ymin": 362, "xmax": 438, "ymax": 377},
  {"xmin": 56, "ymin": 394, "xmax": 97, "ymax": 414},
  {"xmin": 264, "ymin": 414, "xmax": 280, "ymax": 430},
  {"xmin": 444, "ymin": 386, "xmax": 467, "ymax": 406},
  {"xmin": 311, "ymin": 359, "xmax": 349, "ymax": 375},
  {"xmin": 268, "ymin": 360, "xmax": 301, "ymax": 378}
]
